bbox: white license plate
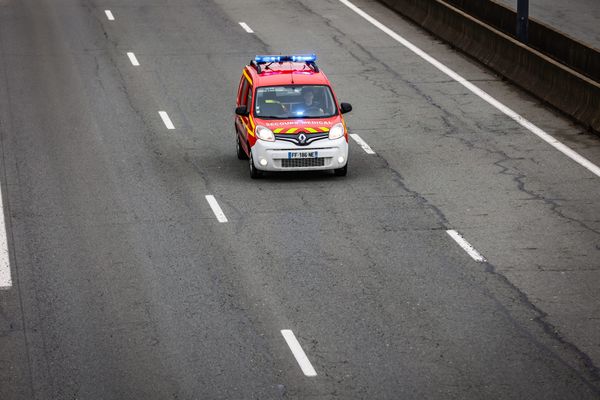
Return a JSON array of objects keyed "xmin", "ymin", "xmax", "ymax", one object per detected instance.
[{"xmin": 288, "ymin": 151, "xmax": 318, "ymax": 159}]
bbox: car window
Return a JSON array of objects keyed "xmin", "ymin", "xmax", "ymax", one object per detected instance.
[
  {"xmin": 239, "ymin": 79, "xmax": 249, "ymax": 106},
  {"xmin": 255, "ymin": 85, "xmax": 337, "ymax": 119},
  {"xmin": 246, "ymin": 85, "xmax": 252, "ymax": 110}
]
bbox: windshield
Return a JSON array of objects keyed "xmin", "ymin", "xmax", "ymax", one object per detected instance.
[{"xmin": 254, "ymin": 85, "xmax": 338, "ymax": 119}]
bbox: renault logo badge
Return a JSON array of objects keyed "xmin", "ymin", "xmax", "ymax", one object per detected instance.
[{"xmin": 298, "ymin": 133, "xmax": 307, "ymax": 144}]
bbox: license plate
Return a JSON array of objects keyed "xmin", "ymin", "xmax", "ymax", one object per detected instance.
[{"xmin": 288, "ymin": 151, "xmax": 318, "ymax": 159}]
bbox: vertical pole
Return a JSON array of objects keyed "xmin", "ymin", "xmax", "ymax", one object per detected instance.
[{"xmin": 516, "ymin": 0, "xmax": 529, "ymax": 43}]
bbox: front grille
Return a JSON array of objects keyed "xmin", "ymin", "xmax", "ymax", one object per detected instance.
[
  {"xmin": 275, "ymin": 132, "xmax": 329, "ymax": 146},
  {"xmin": 281, "ymin": 158, "xmax": 326, "ymax": 168}
]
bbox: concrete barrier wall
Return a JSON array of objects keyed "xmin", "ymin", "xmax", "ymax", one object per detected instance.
[
  {"xmin": 378, "ymin": 0, "xmax": 600, "ymax": 133},
  {"xmin": 444, "ymin": 0, "xmax": 600, "ymax": 83}
]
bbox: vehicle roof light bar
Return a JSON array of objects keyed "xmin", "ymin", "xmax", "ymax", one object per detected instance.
[
  {"xmin": 254, "ymin": 54, "xmax": 317, "ymax": 63},
  {"xmin": 250, "ymin": 54, "xmax": 319, "ymax": 74}
]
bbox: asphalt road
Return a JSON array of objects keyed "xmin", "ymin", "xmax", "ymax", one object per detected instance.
[{"xmin": 1, "ymin": 0, "xmax": 599, "ymax": 399}]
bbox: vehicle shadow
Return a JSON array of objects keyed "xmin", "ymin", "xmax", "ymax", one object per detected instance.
[{"xmin": 257, "ymin": 169, "xmax": 343, "ymax": 182}]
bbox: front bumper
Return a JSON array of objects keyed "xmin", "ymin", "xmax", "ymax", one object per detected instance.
[{"xmin": 251, "ymin": 137, "xmax": 348, "ymax": 172}]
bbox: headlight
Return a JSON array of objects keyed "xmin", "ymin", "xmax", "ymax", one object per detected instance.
[
  {"xmin": 328, "ymin": 123, "xmax": 345, "ymax": 140},
  {"xmin": 255, "ymin": 125, "xmax": 275, "ymax": 142}
]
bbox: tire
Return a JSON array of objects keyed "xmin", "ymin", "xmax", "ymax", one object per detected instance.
[
  {"xmin": 249, "ymin": 151, "xmax": 263, "ymax": 179},
  {"xmin": 236, "ymin": 134, "xmax": 248, "ymax": 160},
  {"xmin": 334, "ymin": 163, "xmax": 348, "ymax": 177}
]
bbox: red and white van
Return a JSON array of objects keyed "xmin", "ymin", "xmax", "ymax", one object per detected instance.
[{"xmin": 234, "ymin": 54, "xmax": 352, "ymax": 178}]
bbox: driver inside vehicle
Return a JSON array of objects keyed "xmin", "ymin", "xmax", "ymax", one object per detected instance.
[{"xmin": 301, "ymin": 87, "xmax": 324, "ymax": 115}]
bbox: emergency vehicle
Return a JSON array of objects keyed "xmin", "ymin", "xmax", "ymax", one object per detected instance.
[{"xmin": 234, "ymin": 54, "xmax": 352, "ymax": 178}]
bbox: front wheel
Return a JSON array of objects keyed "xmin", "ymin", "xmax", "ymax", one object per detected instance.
[
  {"xmin": 249, "ymin": 151, "xmax": 263, "ymax": 179},
  {"xmin": 236, "ymin": 134, "xmax": 248, "ymax": 160},
  {"xmin": 334, "ymin": 163, "xmax": 347, "ymax": 177}
]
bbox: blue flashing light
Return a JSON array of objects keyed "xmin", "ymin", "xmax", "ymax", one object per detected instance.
[
  {"xmin": 255, "ymin": 55, "xmax": 282, "ymax": 63},
  {"xmin": 291, "ymin": 54, "xmax": 317, "ymax": 62},
  {"xmin": 255, "ymin": 54, "xmax": 317, "ymax": 63}
]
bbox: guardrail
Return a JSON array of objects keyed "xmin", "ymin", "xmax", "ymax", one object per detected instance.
[
  {"xmin": 378, "ymin": 0, "xmax": 600, "ymax": 134},
  {"xmin": 444, "ymin": 0, "xmax": 600, "ymax": 83}
]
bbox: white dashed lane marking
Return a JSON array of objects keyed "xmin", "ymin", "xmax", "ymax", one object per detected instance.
[
  {"xmin": 158, "ymin": 111, "xmax": 175, "ymax": 130},
  {"xmin": 104, "ymin": 10, "xmax": 115, "ymax": 21},
  {"xmin": 239, "ymin": 22, "xmax": 254, "ymax": 33},
  {"xmin": 446, "ymin": 230, "xmax": 486, "ymax": 262},
  {"xmin": 127, "ymin": 52, "xmax": 140, "ymax": 66},
  {"xmin": 205, "ymin": 195, "xmax": 228, "ymax": 223},
  {"xmin": 350, "ymin": 133, "xmax": 375, "ymax": 154},
  {"xmin": 281, "ymin": 330, "xmax": 318, "ymax": 377}
]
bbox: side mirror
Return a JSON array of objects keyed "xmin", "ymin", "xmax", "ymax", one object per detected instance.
[
  {"xmin": 235, "ymin": 105, "xmax": 249, "ymax": 116},
  {"xmin": 340, "ymin": 102, "xmax": 352, "ymax": 114}
]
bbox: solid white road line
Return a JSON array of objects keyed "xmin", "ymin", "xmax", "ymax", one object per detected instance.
[
  {"xmin": 205, "ymin": 195, "xmax": 228, "ymax": 223},
  {"xmin": 0, "ymin": 188, "xmax": 11, "ymax": 289},
  {"xmin": 281, "ymin": 330, "xmax": 317, "ymax": 377},
  {"xmin": 239, "ymin": 22, "xmax": 254, "ymax": 33},
  {"xmin": 350, "ymin": 133, "xmax": 375, "ymax": 154},
  {"xmin": 446, "ymin": 230, "xmax": 486, "ymax": 262},
  {"xmin": 104, "ymin": 10, "xmax": 115, "ymax": 21},
  {"xmin": 127, "ymin": 52, "xmax": 140, "ymax": 66},
  {"xmin": 158, "ymin": 111, "xmax": 175, "ymax": 130},
  {"xmin": 338, "ymin": 0, "xmax": 600, "ymax": 178}
]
